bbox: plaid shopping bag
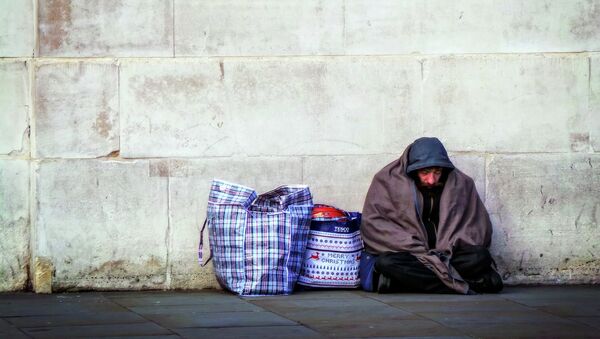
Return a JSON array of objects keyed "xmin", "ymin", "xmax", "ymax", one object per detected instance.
[{"xmin": 200, "ymin": 179, "xmax": 313, "ymax": 296}]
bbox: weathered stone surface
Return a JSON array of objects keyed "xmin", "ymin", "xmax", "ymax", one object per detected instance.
[
  {"xmin": 122, "ymin": 57, "xmax": 420, "ymax": 157},
  {"xmin": 486, "ymin": 154, "xmax": 600, "ymax": 284},
  {"xmin": 32, "ymin": 160, "xmax": 169, "ymax": 290},
  {"xmin": 449, "ymin": 154, "xmax": 486, "ymax": 202},
  {"xmin": 0, "ymin": 160, "xmax": 29, "ymax": 291},
  {"xmin": 120, "ymin": 60, "xmax": 235, "ymax": 158},
  {"xmin": 303, "ymin": 154, "xmax": 396, "ymax": 211},
  {"xmin": 158, "ymin": 157, "xmax": 303, "ymax": 289},
  {"xmin": 227, "ymin": 57, "xmax": 422, "ymax": 156},
  {"xmin": 34, "ymin": 257, "xmax": 53, "ymax": 294},
  {"xmin": 38, "ymin": 0, "xmax": 173, "ymax": 57},
  {"xmin": 174, "ymin": 0, "xmax": 344, "ymax": 56},
  {"xmin": 591, "ymin": 55, "xmax": 600, "ymax": 152},
  {"xmin": 0, "ymin": 62, "xmax": 29, "ymax": 155},
  {"xmin": 345, "ymin": 0, "xmax": 600, "ymax": 54},
  {"xmin": 34, "ymin": 62, "xmax": 119, "ymax": 158},
  {"xmin": 0, "ymin": 1, "xmax": 34, "ymax": 56},
  {"xmin": 422, "ymin": 55, "xmax": 589, "ymax": 152}
]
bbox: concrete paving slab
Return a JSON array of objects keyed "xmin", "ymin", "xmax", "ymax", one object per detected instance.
[
  {"xmin": 244, "ymin": 290, "xmax": 361, "ymax": 300},
  {"xmin": 417, "ymin": 310, "xmax": 575, "ymax": 326},
  {"xmin": 500, "ymin": 286, "xmax": 600, "ymax": 299},
  {"xmin": 128, "ymin": 302, "xmax": 263, "ymax": 315},
  {"xmin": 250, "ymin": 295, "xmax": 390, "ymax": 309},
  {"xmin": 21, "ymin": 322, "xmax": 173, "ymax": 338},
  {"xmin": 364, "ymin": 291, "xmax": 504, "ymax": 303},
  {"xmin": 6, "ymin": 311, "xmax": 147, "ymax": 328},
  {"xmin": 0, "ymin": 318, "xmax": 28, "ymax": 338},
  {"xmin": 145, "ymin": 311, "xmax": 297, "ymax": 328},
  {"xmin": 3, "ymin": 288, "xmax": 600, "ymax": 338},
  {"xmin": 264, "ymin": 305, "xmax": 419, "ymax": 326},
  {"xmin": 310, "ymin": 318, "xmax": 465, "ymax": 338},
  {"xmin": 449, "ymin": 321, "xmax": 598, "ymax": 339},
  {"xmin": 0, "ymin": 300, "xmax": 128, "ymax": 317},
  {"xmin": 105, "ymin": 291, "xmax": 244, "ymax": 306},
  {"xmin": 569, "ymin": 316, "xmax": 600, "ymax": 330},
  {"xmin": 174, "ymin": 325, "xmax": 324, "ymax": 339},
  {"xmin": 534, "ymin": 304, "xmax": 600, "ymax": 317},
  {"xmin": 389, "ymin": 300, "xmax": 533, "ymax": 313}
]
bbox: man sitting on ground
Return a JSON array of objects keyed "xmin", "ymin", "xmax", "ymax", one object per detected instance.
[{"xmin": 361, "ymin": 137, "xmax": 503, "ymax": 294}]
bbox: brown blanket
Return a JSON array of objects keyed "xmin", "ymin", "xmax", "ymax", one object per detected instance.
[{"xmin": 361, "ymin": 144, "xmax": 492, "ymax": 294}]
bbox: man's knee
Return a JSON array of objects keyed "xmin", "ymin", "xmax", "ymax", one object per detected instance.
[
  {"xmin": 375, "ymin": 251, "xmax": 415, "ymax": 272},
  {"xmin": 454, "ymin": 245, "xmax": 492, "ymax": 267}
]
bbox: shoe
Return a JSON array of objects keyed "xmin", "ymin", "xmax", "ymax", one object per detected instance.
[
  {"xmin": 377, "ymin": 274, "xmax": 394, "ymax": 294},
  {"xmin": 467, "ymin": 269, "xmax": 503, "ymax": 293}
]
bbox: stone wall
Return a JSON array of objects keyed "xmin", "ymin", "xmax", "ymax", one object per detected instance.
[{"xmin": 1, "ymin": 0, "xmax": 599, "ymax": 291}]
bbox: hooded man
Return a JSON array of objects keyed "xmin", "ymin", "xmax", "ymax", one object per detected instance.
[{"xmin": 360, "ymin": 137, "xmax": 503, "ymax": 294}]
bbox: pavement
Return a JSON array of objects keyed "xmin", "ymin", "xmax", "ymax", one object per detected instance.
[{"xmin": 1, "ymin": 286, "xmax": 599, "ymax": 338}]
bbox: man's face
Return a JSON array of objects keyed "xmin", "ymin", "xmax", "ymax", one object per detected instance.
[{"xmin": 416, "ymin": 167, "xmax": 443, "ymax": 188}]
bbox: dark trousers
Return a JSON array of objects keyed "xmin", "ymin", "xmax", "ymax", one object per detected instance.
[{"xmin": 375, "ymin": 245, "xmax": 500, "ymax": 293}]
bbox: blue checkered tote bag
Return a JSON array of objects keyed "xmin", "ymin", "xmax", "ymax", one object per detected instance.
[{"xmin": 202, "ymin": 179, "xmax": 313, "ymax": 296}]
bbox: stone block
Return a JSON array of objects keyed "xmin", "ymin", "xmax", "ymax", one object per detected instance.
[
  {"xmin": 422, "ymin": 55, "xmax": 589, "ymax": 153},
  {"xmin": 591, "ymin": 55, "xmax": 600, "ymax": 152},
  {"xmin": 32, "ymin": 160, "xmax": 169, "ymax": 290},
  {"xmin": 345, "ymin": 0, "xmax": 600, "ymax": 54},
  {"xmin": 0, "ymin": 1, "xmax": 34, "ymax": 56},
  {"xmin": 227, "ymin": 57, "xmax": 422, "ymax": 156},
  {"xmin": 486, "ymin": 154, "xmax": 600, "ymax": 284},
  {"xmin": 0, "ymin": 160, "xmax": 29, "ymax": 291},
  {"xmin": 0, "ymin": 62, "xmax": 29, "ymax": 155},
  {"xmin": 302, "ymin": 154, "xmax": 397, "ymax": 211},
  {"xmin": 448, "ymin": 154, "xmax": 486, "ymax": 203},
  {"xmin": 38, "ymin": 0, "xmax": 173, "ymax": 57},
  {"xmin": 34, "ymin": 62, "xmax": 119, "ymax": 158},
  {"xmin": 120, "ymin": 60, "xmax": 235, "ymax": 158},
  {"xmin": 174, "ymin": 0, "xmax": 344, "ymax": 56},
  {"xmin": 122, "ymin": 57, "xmax": 420, "ymax": 158},
  {"xmin": 33, "ymin": 257, "xmax": 53, "ymax": 294},
  {"xmin": 156, "ymin": 157, "xmax": 303, "ymax": 289}
]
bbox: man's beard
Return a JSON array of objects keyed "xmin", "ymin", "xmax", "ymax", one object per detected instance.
[{"xmin": 417, "ymin": 182, "xmax": 444, "ymax": 190}]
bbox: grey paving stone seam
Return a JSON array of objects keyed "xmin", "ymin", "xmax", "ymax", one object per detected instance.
[
  {"xmin": 87, "ymin": 296, "xmax": 182, "ymax": 337},
  {"xmin": 243, "ymin": 298, "xmax": 332, "ymax": 336},
  {"xmin": 493, "ymin": 297, "xmax": 600, "ymax": 332},
  {"xmin": 0, "ymin": 320, "xmax": 31, "ymax": 339},
  {"xmin": 359, "ymin": 293, "xmax": 478, "ymax": 339},
  {"xmin": 244, "ymin": 292, "xmax": 473, "ymax": 338},
  {"xmin": 361, "ymin": 291, "xmax": 599, "ymax": 337}
]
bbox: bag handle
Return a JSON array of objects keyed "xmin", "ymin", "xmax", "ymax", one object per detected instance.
[{"xmin": 198, "ymin": 218, "xmax": 213, "ymax": 267}]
